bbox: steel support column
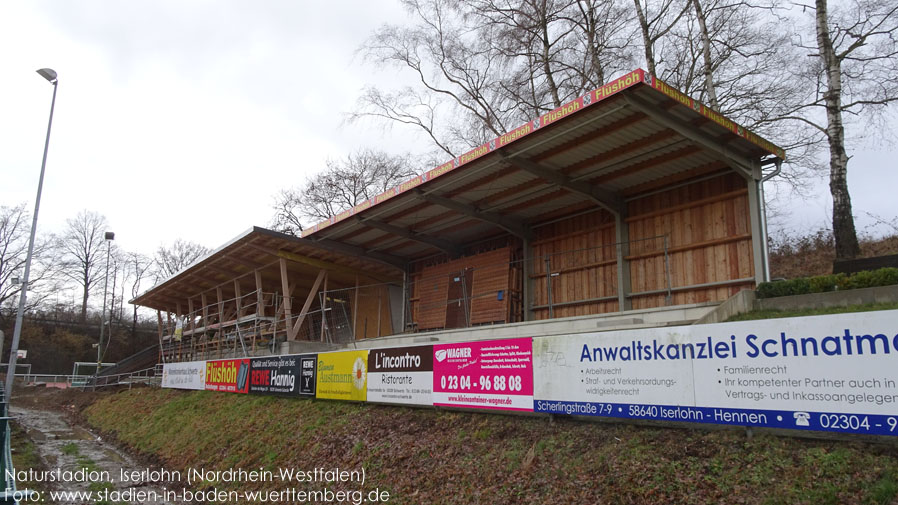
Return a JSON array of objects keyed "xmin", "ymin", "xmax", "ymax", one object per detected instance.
[
  {"xmin": 745, "ymin": 175, "xmax": 767, "ymax": 286},
  {"xmin": 615, "ymin": 211, "xmax": 633, "ymax": 312},
  {"xmin": 522, "ymin": 238, "xmax": 533, "ymax": 321}
]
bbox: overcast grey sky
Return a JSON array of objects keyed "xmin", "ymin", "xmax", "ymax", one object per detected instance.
[{"xmin": 1, "ymin": 0, "xmax": 895, "ymax": 259}]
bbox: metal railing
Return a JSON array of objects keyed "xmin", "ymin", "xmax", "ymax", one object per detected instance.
[
  {"xmin": 0, "ymin": 389, "xmax": 16, "ymax": 504},
  {"xmin": 0, "ymin": 387, "xmax": 38, "ymax": 504},
  {"xmin": 11, "ymin": 366, "xmax": 160, "ymax": 390},
  {"xmin": 89, "ymin": 366, "xmax": 160, "ymax": 389},
  {"xmin": 16, "ymin": 374, "xmax": 92, "ymax": 387}
]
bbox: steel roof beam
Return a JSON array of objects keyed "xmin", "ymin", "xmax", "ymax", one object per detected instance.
[
  {"xmin": 277, "ymin": 249, "xmax": 400, "ymax": 284},
  {"xmin": 307, "ymin": 237, "xmax": 407, "ymax": 270},
  {"xmin": 623, "ymin": 94, "xmax": 757, "ymax": 179},
  {"xmin": 356, "ymin": 217, "xmax": 461, "ymax": 256},
  {"xmin": 244, "ymin": 234, "xmax": 406, "ymax": 272},
  {"xmin": 413, "ymin": 189, "xmax": 533, "ymax": 240},
  {"xmin": 502, "ymin": 154, "xmax": 625, "ymax": 215}
]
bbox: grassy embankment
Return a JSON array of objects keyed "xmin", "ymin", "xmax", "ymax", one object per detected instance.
[
  {"xmin": 727, "ymin": 301, "xmax": 898, "ymax": 321},
  {"xmin": 83, "ymin": 388, "xmax": 898, "ymax": 505}
]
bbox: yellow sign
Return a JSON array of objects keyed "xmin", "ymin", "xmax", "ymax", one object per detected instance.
[{"xmin": 316, "ymin": 350, "xmax": 369, "ymax": 401}]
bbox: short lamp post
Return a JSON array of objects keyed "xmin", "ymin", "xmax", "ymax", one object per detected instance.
[
  {"xmin": 5, "ymin": 68, "xmax": 58, "ymax": 400},
  {"xmin": 96, "ymin": 231, "xmax": 115, "ymax": 380}
]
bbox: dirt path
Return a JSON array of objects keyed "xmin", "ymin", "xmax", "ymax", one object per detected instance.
[{"xmin": 11, "ymin": 404, "xmax": 181, "ymax": 504}]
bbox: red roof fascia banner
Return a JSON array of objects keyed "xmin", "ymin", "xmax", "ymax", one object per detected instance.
[{"xmin": 641, "ymin": 72, "xmax": 787, "ymax": 160}]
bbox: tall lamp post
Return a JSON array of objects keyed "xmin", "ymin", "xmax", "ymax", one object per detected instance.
[
  {"xmin": 5, "ymin": 69, "xmax": 58, "ymax": 399},
  {"xmin": 97, "ymin": 232, "xmax": 114, "ymax": 379}
]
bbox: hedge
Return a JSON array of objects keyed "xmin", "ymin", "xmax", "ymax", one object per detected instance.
[{"xmin": 755, "ymin": 267, "xmax": 898, "ymax": 299}]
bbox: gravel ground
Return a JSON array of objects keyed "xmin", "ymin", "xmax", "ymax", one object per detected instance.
[{"xmin": 11, "ymin": 396, "xmax": 181, "ymax": 504}]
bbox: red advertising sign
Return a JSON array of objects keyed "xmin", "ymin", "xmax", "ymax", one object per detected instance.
[
  {"xmin": 433, "ymin": 338, "xmax": 533, "ymax": 412},
  {"xmin": 205, "ymin": 358, "xmax": 251, "ymax": 394}
]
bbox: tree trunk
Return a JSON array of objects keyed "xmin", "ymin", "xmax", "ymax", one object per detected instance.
[
  {"xmin": 692, "ymin": 0, "xmax": 718, "ymax": 109},
  {"xmin": 815, "ymin": 0, "xmax": 860, "ymax": 259},
  {"xmin": 539, "ymin": 1, "xmax": 562, "ymax": 107},
  {"xmin": 633, "ymin": 0, "xmax": 657, "ymax": 76},
  {"xmin": 583, "ymin": 2, "xmax": 606, "ymax": 84},
  {"xmin": 80, "ymin": 282, "xmax": 89, "ymax": 322}
]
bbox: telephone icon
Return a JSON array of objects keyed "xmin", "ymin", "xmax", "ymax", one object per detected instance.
[{"xmin": 793, "ymin": 412, "xmax": 811, "ymax": 427}]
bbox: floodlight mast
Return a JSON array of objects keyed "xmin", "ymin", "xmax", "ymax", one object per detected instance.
[
  {"xmin": 97, "ymin": 232, "xmax": 115, "ymax": 384},
  {"xmin": 5, "ymin": 69, "xmax": 59, "ymax": 399}
]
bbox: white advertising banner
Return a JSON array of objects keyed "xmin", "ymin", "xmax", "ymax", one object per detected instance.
[
  {"xmin": 367, "ymin": 346, "xmax": 433, "ymax": 406},
  {"xmin": 534, "ymin": 310, "xmax": 898, "ymax": 435},
  {"xmin": 161, "ymin": 360, "xmax": 207, "ymax": 390}
]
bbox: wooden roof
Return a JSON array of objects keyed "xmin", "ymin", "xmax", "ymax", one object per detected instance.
[{"xmin": 132, "ymin": 227, "xmax": 403, "ymax": 312}]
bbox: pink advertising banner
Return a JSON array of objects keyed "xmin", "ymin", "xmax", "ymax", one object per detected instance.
[{"xmin": 433, "ymin": 338, "xmax": 534, "ymax": 412}]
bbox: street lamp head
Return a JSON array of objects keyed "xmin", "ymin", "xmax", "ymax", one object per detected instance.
[
  {"xmin": 104, "ymin": 231, "xmax": 115, "ymax": 241},
  {"xmin": 36, "ymin": 68, "xmax": 57, "ymax": 84}
]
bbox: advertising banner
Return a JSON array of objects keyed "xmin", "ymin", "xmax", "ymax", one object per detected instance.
[
  {"xmin": 161, "ymin": 360, "xmax": 206, "ymax": 390},
  {"xmin": 249, "ymin": 354, "xmax": 313, "ymax": 396},
  {"xmin": 205, "ymin": 358, "xmax": 251, "ymax": 394},
  {"xmin": 299, "ymin": 354, "xmax": 317, "ymax": 396},
  {"xmin": 316, "ymin": 350, "xmax": 369, "ymax": 401},
  {"xmin": 367, "ymin": 346, "xmax": 433, "ymax": 406},
  {"xmin": 433, "ymin": 338, "xmax": 533, "ymax": 411},
  {"xmin": 534, "ymin": 310, "xmax": 898, "ymax": 435}
]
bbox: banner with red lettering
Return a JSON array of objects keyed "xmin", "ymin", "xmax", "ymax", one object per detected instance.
[
  {"xmin": 433, "ymin": 338, "xmax": 534, "ymax": 411},
  {"xmin": 205, "ymin": 358, "xmax": 251, "ymax": 394}
]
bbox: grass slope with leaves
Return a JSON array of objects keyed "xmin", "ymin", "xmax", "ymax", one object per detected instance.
[
  {"xmin": 727, "ymin": 302, "xmax": 898, "ymax": 322},
  {"xmin": 83, "ymin": 388, "xmax": 898, "ymax": 505}
]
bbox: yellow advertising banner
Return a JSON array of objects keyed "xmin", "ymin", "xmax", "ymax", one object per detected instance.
[{"xmin": 315, "ymin": 350, "xmax": 369, "ymax": 401}]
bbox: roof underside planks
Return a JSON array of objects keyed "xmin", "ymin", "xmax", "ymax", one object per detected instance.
[
  {"xmin": 303, "ymin": 74, "xmax": 782, "ymax": 262},
  {"xmin": 132, "ymin": 227, "xmax": 404, "ymax": 312}
]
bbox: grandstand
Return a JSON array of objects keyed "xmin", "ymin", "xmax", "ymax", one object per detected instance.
[{"xmin": 131, "ymin": 69, "xmax": 783, "ymax": 362}]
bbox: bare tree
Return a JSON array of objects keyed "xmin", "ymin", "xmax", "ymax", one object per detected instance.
[
  {"xmin": 106, "ymin": 244, "xmax": 124, "ymax": 324},
  {"xmin": 355, "ymin": 0, "xmax": 638, "ymax": 156},
  {"xmin": 632, "ymin": 0, "xmax": 691, "ymax": 77},
  {"xmin": 352, "ymin": 0, "xmax": 518, "ymax": 157},
  {"xmin": 465, "ymin": 0, "xmax": 574, "ymax": 112},
  {"xmin": 272, "ymin": 149, "xmax": 418, "ymax": 234},
  {"xmin": 153, "ymin": 239, "xmax": 211, "ymax": 282},
  {"xmin": 127, "ymin": 252, "xmax": 153, "ymax": 337},
  {"xmin": 58, "ymin": 210, "xmax": 109, "ymax": 321},
  {"xmin": 0, "ymin": 204, "xmax": 58, "ymax": 323},
  {"xmin": 656, "ymin": 0, "xmax": 803, "ymax": 127},
  {"xmin": 782, "ymin": 0, "xmax": 898, "ymax": 259},
  {"xmin": 565, "ymin": 0, "xmax": 637, "ymax": 90},
  {"xmin": 465, "ymin": 0, "xmax": 636, "ymax": 114}
]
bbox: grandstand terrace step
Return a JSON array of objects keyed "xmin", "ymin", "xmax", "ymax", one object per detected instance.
[
  {"xmin": 337, "ymin": 301, "xmax": 719, "ymax": 351},
  {"xmin": 97, "ymin": 345, "xmax": 159, "ymax": 377}
]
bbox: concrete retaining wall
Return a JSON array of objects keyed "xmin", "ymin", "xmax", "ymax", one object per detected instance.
[
  {"xmin": 754, "ymin": 284, "xmax": 898, "ymax": 311},
  {"xmin": 694, "ymin": 285, "xmax": 898, "ymax": 324}
]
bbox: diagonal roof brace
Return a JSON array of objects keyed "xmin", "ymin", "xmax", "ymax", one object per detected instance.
[
  {"xmin": 623, "ymin": 94, "xmax": 758, "ymax": 179},
  {"xmin": 356, "ymin": 217, "xmax": 461, "ymax": 257},
  {"xmin": 501, "ymin": 153, "xmax": 625, "ymax": 216},
  {"xmin": 412, "ymin": 189, "xmax": 533, "ymax": 240}
]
